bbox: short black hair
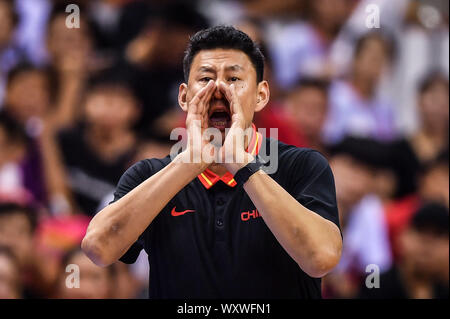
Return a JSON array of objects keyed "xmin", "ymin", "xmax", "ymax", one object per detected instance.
[
  {"xmin": 86, "ymin": 67, "xmax": 135, "ymax": 96},
  {"xmin": 292, "ymin": 77, "xmax": 330, "ymax": 95},
  {"xmin": 6, "ymin": 62, "xmax": 58, "ymax": 104},
  {"xmin": 117, "ymin": 1, "xmax": 208, "ymax": 49},
  {"xmin": 410, "ymin": 202, "xmax": 449, "ymax": 237},
  {"xmin": 153, "ymin": 2, "xmax": 209, "ymax": 31},
  {"xmin": 7, "ymin": 62, "xmax": 42, "ymax": 88},
  {"xmin": 418, "ymin": 71, "xmax": 449, "ymax": 95},
  {"xmin": 183, "ymin": 25, "xmax": 265, "ymax": 83},
  {"xmin": 328, "ymin": 136, "xmax": 394, "ymax": 170},
  {"xmin": 354, "ymin": 31, "xmax": 396, "ymax": 62},
  {"xmin": 420, "ymin": 148, "xmax": 449, "ymax": 177},
  {"xmin": 0, "ymin": 203, "xmax": 37, "ymax": 234}
]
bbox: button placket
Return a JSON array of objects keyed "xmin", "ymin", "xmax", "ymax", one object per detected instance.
[
  {"xmin": 213, "ymin": 193, "xmax": 227, "ymax": 243},
  {"xmin": 215, "ymin": 196, "xmax": 225, "ymax": 229}
]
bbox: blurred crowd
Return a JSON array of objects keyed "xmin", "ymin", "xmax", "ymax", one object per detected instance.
[{"xmin": 0, "ymin": 0, "xmax": 448, "ymax": 299}]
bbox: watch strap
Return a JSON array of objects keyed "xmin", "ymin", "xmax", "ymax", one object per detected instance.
[{"xmin": 234, "ymin": 157, "xmax": 263, "ymax": 186}]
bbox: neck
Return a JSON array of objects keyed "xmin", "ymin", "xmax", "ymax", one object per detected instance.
[{"xmin": 208, "ymin": 163, "xmax": 228, "ymax": 176}]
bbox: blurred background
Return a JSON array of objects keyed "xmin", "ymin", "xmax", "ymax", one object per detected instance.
[{"xmin": 0, "ymin": 0, "xmax": 448, "ymax": 299}]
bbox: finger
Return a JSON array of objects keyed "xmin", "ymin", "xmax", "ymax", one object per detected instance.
[
  {"xmin": 218, "ymin": 81, "xmax": 232, "ymax": 104},
  {"xmin": 199, "ymin": 80, "xmax": 216, "ymax": 117},
  {"xmin": 218, "ymin": 82, "xmax": 235, "ymax": 108},
  {"xmin": 189, "ymin": 80, "xmax": 214, "ymax": 114},
  {"xmin": 218, "ymin": 82, "xmax": 241, "ymax": 116},
  {"xmin": 190, "ymin": 81, "xmax": 211, "ymax": 112},
  {"xmin": 229, "ymin": 84, "xmax": 243, "ymax": 115}
]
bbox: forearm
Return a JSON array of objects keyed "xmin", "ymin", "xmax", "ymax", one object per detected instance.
[
  {"xmin": 84, "ymin": 77, "xmax": 217, "ymax": 266},
  {"xmin": 243, "ymin": 170, "xmax": 342, "ymax": 277},
  {"xmin": 82, "ymin": 154, "xmax": 205, "ymax": 266},
  {"xmin": 38, "ymin": 126, "xmax": 75, "ymax": 215},
  {"xmin": 53, "ymin": 75, "xmax": 84, "ymax": 130}
]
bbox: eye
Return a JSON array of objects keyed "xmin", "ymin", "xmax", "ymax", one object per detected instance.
[
  {"xmin": 200, "ymin": 77, "xmax": 212, "ymax": 82},
  {"xmin": 229, "ymin": 77, "xmax": 239, "ymax": 82}
]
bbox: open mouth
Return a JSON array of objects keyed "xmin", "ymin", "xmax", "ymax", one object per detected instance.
[{"xmin": 208, "ymin": 99, "xmax": 231, "ymax": 130}]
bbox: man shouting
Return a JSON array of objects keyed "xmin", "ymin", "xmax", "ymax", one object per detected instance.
[{"xmin": 82, "ymin": 26, "xmax": 342, "ymax": 299}]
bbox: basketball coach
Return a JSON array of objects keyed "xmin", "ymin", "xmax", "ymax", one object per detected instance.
[{"xmin": 82, "ymin": 26, "xmax": 342, "ymax": 299}]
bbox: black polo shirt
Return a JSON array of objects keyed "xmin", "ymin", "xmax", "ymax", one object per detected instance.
[{"xmin": 112, "ymin": 131, "xmax": 340, "ymax": 299}]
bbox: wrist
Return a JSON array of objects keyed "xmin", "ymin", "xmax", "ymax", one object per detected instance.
[
  {"xmin": 224, "ymin": 152, "xmax": 255, "ymax": 175},
  {"xmin": 174, "ymin": 151, "xmax": 209, "ymax": 173},
  {"xmin": 232, "ymin": 156, "xmax": 263, "ymax": 186}
]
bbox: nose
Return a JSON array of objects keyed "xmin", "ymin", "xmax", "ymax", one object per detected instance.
[{"xmin": 213, "ymin": 80, "xmax": 224, "ymax": 100}]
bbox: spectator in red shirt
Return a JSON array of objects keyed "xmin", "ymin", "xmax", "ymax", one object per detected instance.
[
  {"xmin": 385, "ymin": 149, "xmax": 449, "ymax": 259},
  {"xmin": 360, "ymin": 202, "xmax": 449, "ymax": 299},
  {"xmin": 255, "ymin": 78, "xmax": 330, "ymax": 151}
]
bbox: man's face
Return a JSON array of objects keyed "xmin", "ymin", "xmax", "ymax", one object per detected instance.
[
  {"xmin": 84, "ymin": 88, "xmax": 139, "ymax": 131},
  {"xmin": 400, "ymin": 228, "xmax": 449, "ymax": 279},
  {"xmin": 420, "ymin": 164, "xmax": 449, "ymax": 208},
  {"xmin": 0, "ymin": 254, "xmax": 20, "ymax": 299},
  {"xmin": 312, "ymin": 0, "xmax": 350, "ymax": 32},
  {"xmin": 354, "ymin": 37, "xmax": 389, "ymax": 84},
  {"xmin": 286, "ymin": 87, "xmax": 328, "ymax": 140},
  {"xmin": 419, "ymin": 81, "xmax": 449, "ymax": 132},
  {"xmin": 330, "ymin": 155, "xmax": 374, "ymax": 221},
  {"xmin": 6, "ymin": 71, "xmax": 51, "ymax": 123},
  {"xmin": 183, "ymin": 49, "xmax": 266, "ymax": 138},
  {"xmin": 0, "ymin": 0, "xmax": 15, "ymax": 48},
  {"xmin": 58, "ymin": 251, "xmax": 112, "ymax": 299},
  {"xmin": 47, "ymin": 14, "xmax": 91, "ymax": 63},
  {"xmin": 0, "ymin": 212, "xmax": 34, "ymax": 267}
]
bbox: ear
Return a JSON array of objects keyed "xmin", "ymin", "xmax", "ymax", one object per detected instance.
[
  {"xmin": 255, "ymin": 80, "xmax": 270, "ymax": 113},
  {"xmin": 178, "ymin": 83, "xmax": 188, "ymax": 112}
]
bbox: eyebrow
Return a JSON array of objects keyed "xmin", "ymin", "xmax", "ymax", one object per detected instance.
[
  {"xmin": 225, "ymin": 65, "xmax": 244, "ymax": 72},
  {"xmin": 198, "ymin": 66, "xmax": 215, "ymax": 73},
  {"xmin": 197, "ymin": 65, "xmax": 244, "ymax": 73}
]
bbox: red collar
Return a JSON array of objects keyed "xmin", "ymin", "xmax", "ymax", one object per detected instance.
[{"xmin": 197, "ymin": 123, "xmax": 262, "ymax": 189}]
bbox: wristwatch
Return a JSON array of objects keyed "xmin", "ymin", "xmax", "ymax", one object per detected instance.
[{"xmin": 234, "ymin": 156, "xmax": 264, "ymax": 186}]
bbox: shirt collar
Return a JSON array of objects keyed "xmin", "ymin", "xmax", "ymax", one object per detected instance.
[{"xmin": 197, "ymin": 123, "xmax": 262, "ymax": 189}]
